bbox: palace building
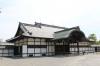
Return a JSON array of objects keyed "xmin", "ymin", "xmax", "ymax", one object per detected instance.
[{"xmin": 6, "ymin": 22, "xmax": 94, "ymax": 57}]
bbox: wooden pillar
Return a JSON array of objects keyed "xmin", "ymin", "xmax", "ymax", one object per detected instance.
[
  {"xmin": 77, "ymin": 42, "xmax": 79, "ymax": 54},
  {"xmin": 65, "ymin": 41, "xmax": 70, "ymax": 54},
  {"xmin": 34, "ymin": 38, "xmax": 35, "ymax": 56},
  {"xmin": 54, "ymin": 40, "xmax": 57, "ymax": 55},
  {"xmin": 39, "ymin": 38, "xmax": 41, "ymax": 56},
  {"xmin": 47, "ymin": 41, "xmax": 49, "ymax": 56},
  {"xmin": 63, "ymin": 40, "xmax": 65, "ymax": 55},
  {"xmin": 68, "ymin": 42, "xmax": 70, "ymax": 54}
]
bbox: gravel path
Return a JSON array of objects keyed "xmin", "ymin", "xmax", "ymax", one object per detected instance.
[{"xmin": 0, "ymin": 53, "xmax": 100, "ymax": 66}]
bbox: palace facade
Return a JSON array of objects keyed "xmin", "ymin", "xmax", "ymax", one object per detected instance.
[{"xmin": 6, "ymin": 22, "xmax": 94, "ymax": 57}]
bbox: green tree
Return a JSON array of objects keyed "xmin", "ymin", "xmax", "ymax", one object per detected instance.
[
  {"xmin": 88, "ymin": 34, "xmax": 97, "ymax": 44},
  {"xmin": 96, "ymin": 40, "xmax": 100, "ymax": 44}
]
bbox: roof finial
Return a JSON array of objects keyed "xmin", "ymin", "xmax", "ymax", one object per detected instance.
[{"xmin": 34, "ymin": 22, "xmax": 41, "ymax": 28}]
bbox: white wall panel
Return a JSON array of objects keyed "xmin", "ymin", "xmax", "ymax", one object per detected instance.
[
  {"xmin": 24, "ymin": 38, "xmax": 27, "ymax": 41},
  {"xmin": 35, "ymin": 48, "xmax": 42, "ymax": 56},
  {"xmin": 2, "ymin": 54, "xmax": 8, "ymax": 56},
  {"xmin": 35, "ymin": 42, "xmax": 40, "ymax": 45},
  {"xmin": 28, "ymin": 42, "xmax": 34, "ymax": 45},
  {"xmin": 22, "ymin": 45, "xmax": 27, "ymax": 53},
  {"xmin": 0, "ymin": 46, "xmax": 5, "ymax": 48},
  {"xmin": 0, "ymin": 54, "xmax": 2, "ymax": 56},
  {"xmin": 23, "ymin": 54, "xmax": 27, "ymax": 57},
  {"xmin": 0, "ymin": 48, "xmax": 14, "ymax": 57},
  {"xmin": 35, "ymin": 38, "xmax": 40, "ymax": 41},
  {"xmin": 0, "ymin": 50, "xmax": 2, "ymax": 53},
  {"xmin": 22, "ymin": 45, "xmax": 27, "ymax": 57},
  {"xmin": 28, "ymin": 38, "xmax": 34, "ymax": 41},
  {"xmin": 3, "ymin": 49, "xmax": 8, "ymax": 53},
  {"xmin": 9, "ymin": 50, "xmax": 13, "ymax": 53},
  {"xmin": 35, "ymin": 54, "xmax": 41, "ymax": 56},
  {"xmin": 28, "ymin": 48, "xmax": 34, "ymax": 53},
  {"xmin": 35, "ymin": 48, "xmax": 41, "ymax": 53},
  {"xmin": 24, "ymin": 42, "xmax": 27, "ymax": 45},
  {"xmin": 41, "ymin": 39, "xmax": 45, "ymax": 42},
  {"xmin": 41, "ymin": 48, "xmax": 46, "ymax": 53},
  {"xmin": 48, "ymin": 46, "xmax": 55, "ymax": 52},
  {"xmin": 9, "ymin": 53, "xmax": 14, "ymax": 56},
  {"xmin": 41, "ymin": 42, "xmax": 46, "ymax": 45}
]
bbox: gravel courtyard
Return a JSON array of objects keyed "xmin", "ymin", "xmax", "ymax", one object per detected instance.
[{"xmin": 0, "ymin": 53, "xmax": 100, "ymax": 66}]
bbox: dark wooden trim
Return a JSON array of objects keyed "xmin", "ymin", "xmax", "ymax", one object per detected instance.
[{"xmin": 34, "ymin": 38, "xmax": 35, "ymax": 56}]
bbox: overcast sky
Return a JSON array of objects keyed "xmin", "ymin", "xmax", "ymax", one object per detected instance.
[{"xmin": 0, "ymin": 0, "xmax": 100, "ymax": 41}]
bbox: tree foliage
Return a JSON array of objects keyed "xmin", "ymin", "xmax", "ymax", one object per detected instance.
[
  {"xmin": 96, "ymin": 40, "xmax": 100, "ymax": 44},
  {"xmin": 88, "ymin": 34, "xmax": 97, "ymax": 42},
  {"xmin": 88, "ymin": 33, "xmax": 100, "ymax": 44}
]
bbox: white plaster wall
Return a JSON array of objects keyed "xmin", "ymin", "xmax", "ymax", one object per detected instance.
[
  {"xmin": 27, "ymin": 48, "xmax": 34, "ymax": 56},
  {"xmin": 27, "ymin": 38, "xmax": 46, "ymax": 45},
  {"xmin": 24, "ymin": 42, "xmax": 28, "ymax": 45},
  {"xmin": 28, "ymin": 48, "xmax": 34, "ymax": 53},
  {"xmin": 22, "ymin": 45, "xmax": 27, "ymax": 57},
  {"xmin": 0, "ymin": 46, "xmax": 5, "ymax": 48},
  {"xmin": 28, "ymin": 42, "xmax": 34, "ymax": 45},
  {"xmin": 8, "ymin": 49, "xmax": 14, "ymax": 56},
  {"xmin": 2, "ymin": 54, "xmax": 8, "ymax": 56},
  {"xmin": 35, "ymin": 48, "xmax": 40, "ymax": 53},
  {"xmin": 27, "ymin": 48, "xmax": 47, "ymax": 56},
  {"xmin": 35, "ymin": 42, "xmax": 40, "ymax": 45},
  {"xmin": 41, "ymin": 39, "xmax": 45, "ymax": 42},
  {"xmin": 47, "ymin": 46, "xmax": 55, "ymax": 55},
  {"xmin": 48, "ymin": 46, "xmax": 55, "ymax": 52},
  {"xmin": 3, "ymin": 49, "xmax": 8, "ymax": 53},
  {"xmin": 0, "ymin": 50, "xmax": 2, "ymax": 53},
  {"xmin": 0, "ymin": 49, "xmax": 3, "ymax": 56},
  {"xmin": 0, "ymin": 49, "xmax": 14, "ymax": 57},
  {"xmin": 41, "ymin": 48, "xmax": 46, "ymax": 53},
  {"xmin": 35, "ymin": 38, "xmax": 40, "ymax": 41},
  {"xmin": 41, "ymin": 42, "xmax": 46, "ymax": 45},
  {"xmin": 28, "ymin": 38, "xmax": 34, "ymax": 41},
  {"xmin": 35, "ymin": 48, "xmax": 41, "ymax": 56},
  {"xmin": 70, "ymin": 47, "xmax": 95, "ymax": 53}
]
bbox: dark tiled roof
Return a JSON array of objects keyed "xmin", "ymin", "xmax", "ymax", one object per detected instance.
[
  {"xmin": 55, "ymin": 26, "xmax": 80, "ymax": 33},
  {"xmin": 18, "ymin": 22, "xmax": 65, "ymax": 38}
]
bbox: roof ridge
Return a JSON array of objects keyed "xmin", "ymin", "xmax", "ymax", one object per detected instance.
[
  {"xmin": 19, "ymin": 22, "xmax": 67, "ymax": 29},
  {"xmin": 35, "ymin": 22, "xmax": 66, "ymax": 29},
  {"xmin": 21, "ymin": 22, "xmax": 35, "ymax": 27},
  {"xmin": 55, "ymin": 26, "xmax": 80, "ymax": 33}
]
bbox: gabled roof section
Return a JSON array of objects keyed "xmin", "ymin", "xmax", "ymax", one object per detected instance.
[
  {"xmin": 7, "ymin": 22, "xmax": 87, "ymax": 42},
  {"xmin": 14, "ymin": 22, "xmax": 66, "ymax": 38},
  {"xmin": 21, "ymin": 22, "xmax": 66, "ymax": 38},
  {"xmin": 53, "ymin": 26, "xmax": 86, "ymax": 41},
  {"xmin": 15, "ymin": 22, "xmax": 30, "ymax": 37},
  {"xmin": 22, "ymin": 22, "xmax": 66, "ymax": 29},
  {"xmin": 55, "ymin": 26, "xmax": 80, "ymax": 33}
]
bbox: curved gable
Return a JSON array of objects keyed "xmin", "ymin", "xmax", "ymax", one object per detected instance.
[{"xmin": 54, "ymin": 27, "xmax": 87, "ymax": 42}]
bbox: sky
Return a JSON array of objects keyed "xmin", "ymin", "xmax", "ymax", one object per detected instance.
[{"xmin": 0, "ymin": 0, "xmax": 100, "ymax": 41}]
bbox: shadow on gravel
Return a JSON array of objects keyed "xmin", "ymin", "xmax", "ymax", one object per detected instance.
[
  {"xmin": 5, "ymin": 54, "xmax": 83, "ymax": 59},
  {"xmin": 1, "ymin": 53, "xmax": 95, "ymax": 59}
]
